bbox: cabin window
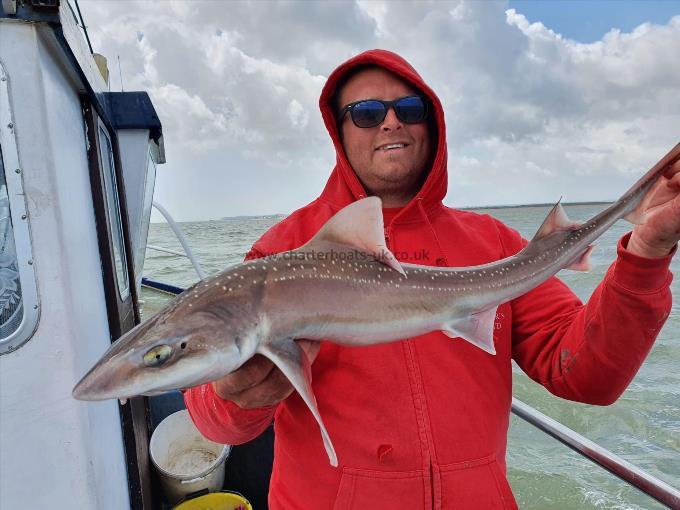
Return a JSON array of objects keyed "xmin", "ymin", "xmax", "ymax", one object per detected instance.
[
  {"xmin": 0, "ymin": 149, "xmax": 23, "ymax": 340},
  {"xmin": 135, "ymin": 149, "xmax": 157, "ymax": 290},
  {"xmin": 98, "ymin": 122, "xmax": 130, "ymax": 301},
  {"xmin": 0, "ymin": 64, "xmax": 40, "ymax": 354}
]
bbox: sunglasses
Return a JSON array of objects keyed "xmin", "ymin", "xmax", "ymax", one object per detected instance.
[{"xmin": 339, "ymin": 95, "xmax": 427, "ymax": 128}]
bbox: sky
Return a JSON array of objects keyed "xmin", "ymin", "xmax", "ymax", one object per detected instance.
[{"xmin": 76, "ymin": 0, "xmax": 680, "ymax": 222}]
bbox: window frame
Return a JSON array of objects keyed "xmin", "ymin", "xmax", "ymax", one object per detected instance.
[
  {"xmin": 0, "ymin": 63, "xmax": 40, "ymax": 355},
  {"xmin": 134, "ymin": 148, "xmax": 157, "ymax": 292},
  {"xmin": 82, "ymin": 97, "xmax": 150, "ymax": 509},
  {"xmin": 97, "ymin": 118, "xmax": 131, "ymax": 302}
]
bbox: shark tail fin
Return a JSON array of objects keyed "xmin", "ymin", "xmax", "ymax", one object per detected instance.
[{"xmin": 258, "ymin": 339, "xmax": 338, "ymax": 467}]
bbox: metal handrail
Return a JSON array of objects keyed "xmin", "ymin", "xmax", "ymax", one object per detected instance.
[
  {"xmin": 73, "ymin": 0, "xmax": 94, "ymax": 55},
  {"xmin": 140, "ymin": 277, "xmax": 185, "ymax": 296},
  {"xmin": 512, "ymin": 398, "xmax": 680, "ymax": 509},
  {"xmin": 151, "ymin": 201, "xmax": 206, "ymax": 279},
  {"xmin": 147, "ymin": 244, "xmax": 188, "ymax": 258}
]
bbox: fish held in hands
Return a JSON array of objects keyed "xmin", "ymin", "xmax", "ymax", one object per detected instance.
[{"xmin": 73, "ymin": 143, "xmax": 680, "ymax": 467}]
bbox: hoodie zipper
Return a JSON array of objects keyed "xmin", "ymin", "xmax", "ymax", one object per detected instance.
[
  {"xmin": 390, "ymin": 224, "xmax": 437, "ymax": 507},
  {"xmin": 388, "ymin": 220, "xmax": 441, "ymax": 508}
]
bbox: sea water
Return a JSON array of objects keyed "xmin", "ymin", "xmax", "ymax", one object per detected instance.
[{"xmin": 141, "ymin": 204, "xmax": 679, "ymax": 509}]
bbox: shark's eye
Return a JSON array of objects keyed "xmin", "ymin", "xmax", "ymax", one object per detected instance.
[{"xmin": 143, "ymin": 345, "xmax": 173, "ymax": 367}]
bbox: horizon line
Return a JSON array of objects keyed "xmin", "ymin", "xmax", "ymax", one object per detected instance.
[{"xmin": 150, "ymin": 201, "xmax": 614, "ymax": 224}]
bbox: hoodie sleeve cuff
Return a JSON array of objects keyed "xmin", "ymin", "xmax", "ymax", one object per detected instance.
[{"xmin": 611, "ymin": 232, "xmax": 675, "ymax": 293}]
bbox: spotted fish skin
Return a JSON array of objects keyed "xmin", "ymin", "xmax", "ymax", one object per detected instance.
[{"xmin": 73, "ymin": 144, "xmax": 680, "ymax": 467}]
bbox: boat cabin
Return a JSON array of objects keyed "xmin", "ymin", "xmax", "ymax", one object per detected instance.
[{"xmin": 0, "ymin": 1, "xmax": 162, "ymax": 507}]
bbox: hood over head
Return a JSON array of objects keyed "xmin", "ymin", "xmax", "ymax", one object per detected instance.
[{"xmin": 318, "ymin": 49, "xmax": 447, "ymax": 224}]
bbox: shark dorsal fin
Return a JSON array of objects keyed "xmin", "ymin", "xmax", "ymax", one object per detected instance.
[
  {"xmin": 301, "ymin": 197, "xmax": 405, "ymax": 275},
  {"xmin": 531, "ymin": 198, "xmax": 581, "ymax": 242},
  {"xmin": 529, "ymin": 199, "xmax": 592, "ymax": 272}
]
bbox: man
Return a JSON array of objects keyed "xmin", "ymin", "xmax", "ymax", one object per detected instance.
[{"xmin": 185, "ymin": 50, "xmax": 679, "ymax": 509}]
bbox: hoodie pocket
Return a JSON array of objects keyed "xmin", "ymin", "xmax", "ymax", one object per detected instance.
[
  {"xmin": 439, "ymin": 454, "xmax": 517, "ymax": 510},
  {"xmin": 331, "ymin": 466, "xmax": 429, "ymax": 510}
]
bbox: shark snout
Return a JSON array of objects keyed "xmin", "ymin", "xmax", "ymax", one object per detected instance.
[
  {"xmin": 72, "ymin": 362, "xmax": 124, "ymax": 401},
  {"xmin": 72, "ymin": 346, "xmax": 142, "ymax": 401},
  {"xmin": 72, "ymin": 375, "xmax": 98, "ymax": 401}
]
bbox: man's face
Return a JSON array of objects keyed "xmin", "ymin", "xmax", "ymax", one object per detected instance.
[{"xmin": 337, "ymin": 67, "xmax": 432, "ymax": 207}]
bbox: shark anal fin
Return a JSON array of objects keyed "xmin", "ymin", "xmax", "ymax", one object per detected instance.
[
  {"xmin": 566, "ymin": 244, "xmax": 594, "ymax": 271},
  {"xmin": 258, "ymin": 339, "xmax": 338, "ymax": 467},
  {"xmin": 442, "ymin": 307, "xmax": 497, "ymax": 355}
]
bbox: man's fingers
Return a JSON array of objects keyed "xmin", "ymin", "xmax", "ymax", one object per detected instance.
[
  {"xmin": 216, "ymin": 340, "xmax": 320, "ymax": 405},
  {"xmin": 216, "ymin": 354, "xmax": 275, "ymax": 394},
  {"xmin": 232, "ymin": 366, "xmax": 294, "ymax": 408},
  {"xmin": 668, "ymin": 167, "xmax": 680, "ymax": 189},
  {"xmin": 644, "ymin": 192, "xmax": 680, "ymax": 238},
  {"xmin": 233, "ymin": 341, "xmax": 321, "ymax": 407},
  {"xmin": 663, "ymin": 158, "xmax": 680, "ymax": 179}
]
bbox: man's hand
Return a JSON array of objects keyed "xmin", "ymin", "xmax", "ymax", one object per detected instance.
[
  {"xmin": 212, "ymin": 339, "xmax": 321, "ymax": 409},
  {"xmin": 628, "ymin": 158, "xmax": 680, "ymax": 258}
]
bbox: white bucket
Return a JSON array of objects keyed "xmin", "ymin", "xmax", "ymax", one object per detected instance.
[{"xmin": 149, "ymin": 409, "xmax": 231, "ymax": 504}]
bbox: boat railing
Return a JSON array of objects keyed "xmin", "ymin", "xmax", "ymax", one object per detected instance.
[
  {"xmin": 148, "ymin": 201, "xmax": 206, "ymax": 279},
  {"xmin": 512, "ymin": 398, "xmax": 680, "ymax": 509},
  {"xmin": 147, "ymin": 244, "xmax": 189, "ymax": 258}
]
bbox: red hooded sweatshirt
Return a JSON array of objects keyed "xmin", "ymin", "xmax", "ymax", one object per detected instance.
[{"xmin": 185, "ymin": 50, "xmax": 673, "ymax": 509}]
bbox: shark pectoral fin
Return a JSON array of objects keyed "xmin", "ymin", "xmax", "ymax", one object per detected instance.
[
  {"xmin": 566, "ymin": 244, "xmax": 595, "ymax": 271},
  {"xmin": 532, "ymin": 199, "xmax": 581, "ymax": 241},
  {"xmin": 442, "ymin": 307, "xmax": 497, "ymax": 355},
  {"xmin": 298, "ymin": 197, "xmax": 405, "ymax": 275},
  {"xmin": 258, "ymin": 339, "xmax": 338, "ymax": 467}
]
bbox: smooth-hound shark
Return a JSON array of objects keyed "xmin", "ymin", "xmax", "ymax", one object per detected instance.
[{"xmin": 74, "ymin": 143, "xmax": 680, "ymax": 466}]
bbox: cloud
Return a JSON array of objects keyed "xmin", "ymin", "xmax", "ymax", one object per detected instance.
[{"xmin": 76, "ymin": 0, "xmax": 680, "ymax": 220}]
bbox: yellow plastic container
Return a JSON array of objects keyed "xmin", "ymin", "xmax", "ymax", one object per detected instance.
[{"xmin": 173, "ymin": 491, "xmax": 253, "ymax": 510}]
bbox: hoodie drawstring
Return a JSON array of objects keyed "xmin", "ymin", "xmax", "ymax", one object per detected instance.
[{"xmin": 416, "ymin": 198, "xmax": 449, "ymax": 267}]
